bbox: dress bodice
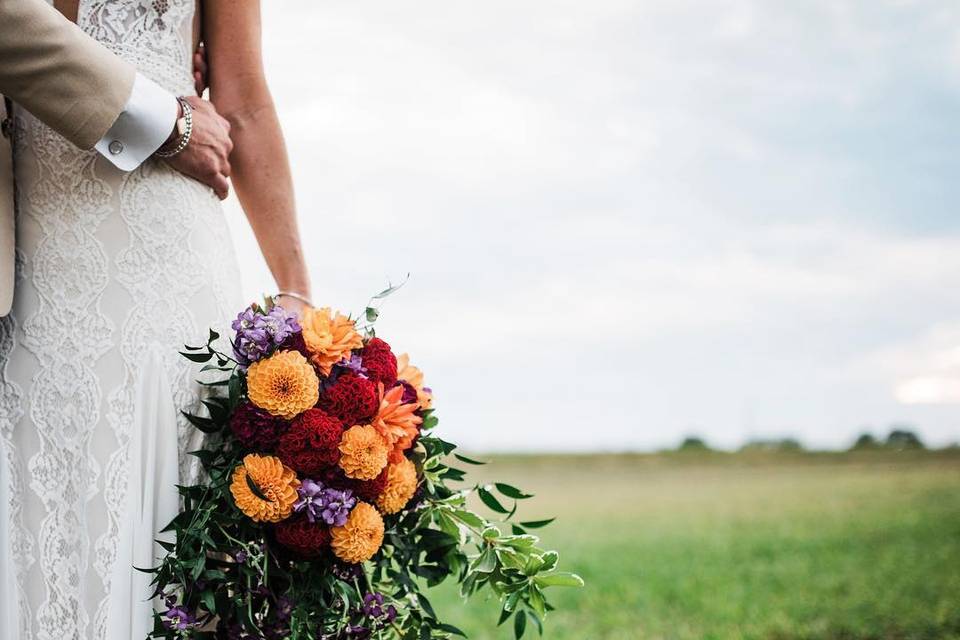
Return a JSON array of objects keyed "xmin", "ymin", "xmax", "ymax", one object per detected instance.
[{"xmin": 74, "ymin": 0, "xmax": 197, "ymax": 96}]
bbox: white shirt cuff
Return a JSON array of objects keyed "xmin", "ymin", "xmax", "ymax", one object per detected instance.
[{"xmin": 94, "ymin": 73, "xmax": 178, "ymax": 171}]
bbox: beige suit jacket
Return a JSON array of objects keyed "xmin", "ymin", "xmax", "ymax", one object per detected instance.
[{"xmin": 0, "ymin": 0, "xmax": 137, "ymax": 316}]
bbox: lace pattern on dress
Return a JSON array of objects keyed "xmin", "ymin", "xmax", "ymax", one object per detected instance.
[{"xmin": 3, "ymin": 1, "xmax": 244, "ymax": 638}]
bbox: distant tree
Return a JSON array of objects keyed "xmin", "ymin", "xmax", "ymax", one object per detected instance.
[
  {"xmin": 678, "ymin": 436, "xmax": 710, "ymax": 452},
  {"xmin": 850, "ymin": 433, "xmax": 878, "ymax": 451},
  {"xmin": 739, "ymin": 438, "xmax": 805, "ymax": 453},
  {"xmin": 778, "ymin": 438, "xmax": 803, "ymax": 451},
  {"xmin": 886, "ymin": 427, "xmax": 925, "ymax": 450}
]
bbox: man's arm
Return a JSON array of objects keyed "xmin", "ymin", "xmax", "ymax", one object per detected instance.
[
  {"xmin": 0, "ymin": 0, "xmax": 233, "ymax": 196},
  {"xmin": 0, "ymin": 0, "xmax": 138, "ymax": 150}
]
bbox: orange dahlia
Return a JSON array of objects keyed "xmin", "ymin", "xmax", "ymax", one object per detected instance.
[
  {"xmin": 376, "ymin": 457, "xmax": 418, "ymax": 515},
  {"xmin": 396, "ymin": 353, "xmax": 433, "ymax": 410},
  {"xmin": 229, "ymin": 454, "xmax": 300, "ymax": 523},
  {"xmin": 246, "ymin": 350, "xmax": 319, "ymax": 419},
  {"xmin": 299, "ymin": 307, "xmax": 363, "ymax": 376},
  {"xmin": 338, "ymin": 424, "xmax": 389, "ymax": 480},
  {"xmin": 330, "ymin": 502, "xmax": 384, "ymax": 564},
  {"xmin": 372, "ymin": 383, "xmax": 423, "ymax": 462}
]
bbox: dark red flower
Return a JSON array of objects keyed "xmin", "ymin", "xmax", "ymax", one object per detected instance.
[
  {"xmin": 361, "ymin": 338, "xmax": 397, "ymax": 388},
  {"xmin": 279, "ymin": 331, "xmax": 312, "ymax": 361},
  {"xmin": 274, "ymin": 516, "xmax": 331, "ymax": 558},
  {"xmin": 316, "ymin": 373, "xmax": 378, "ymax": 427},
  {"xmin": 308, "ymin": 465, "xmax": 387, "ymax": 503},
  {"xmin": 229, "ymin": 402, "xmax": 290, "ymax": 451},
  {"xmin": 350, "ymin": 466, "xmax": 389, "ymax": 503},
  {"xmin": 398, "ymin": 381, "xmax": 418, "ymax": 405},
  {"xmin": 276, "ymin": 409, "xmax": 343, "ymax": 476}
]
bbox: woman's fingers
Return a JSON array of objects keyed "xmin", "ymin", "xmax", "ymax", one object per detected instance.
[
  {"xmin": 193, "ymin": 45, "xmax": 209, "ymax": 95},
  {"xmin": 210, "ymin": 172, "xmax": 230, "ymax": 200}
]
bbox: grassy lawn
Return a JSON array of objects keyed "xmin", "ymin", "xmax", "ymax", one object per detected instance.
[{"xmin": 427, "ymin": 450, "xmax": 960, "ymax": 639}]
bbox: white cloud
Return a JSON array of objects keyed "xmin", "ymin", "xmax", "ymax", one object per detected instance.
[{"xmin": 223, "ymin": 0, "xmax": 960, "ymax": 451}]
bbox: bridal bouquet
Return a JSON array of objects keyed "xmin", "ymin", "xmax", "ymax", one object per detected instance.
[{"xmin": 147, "ymin": 289, "xmax": 581, "ymax": 640}]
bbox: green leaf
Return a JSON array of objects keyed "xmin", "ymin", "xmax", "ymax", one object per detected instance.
[
  {"xmin": 201, "ymin": 590, "xmax": 216, "ymax": 614},
  {"xmin": 437, "ymin": 623, "xmax": 466, "ymax": 637},
  {"xmin": 474, "ymin": 547, "xmax": 498, "ymax": 573},
  {"xmin": 502, "ymin": 535, "xmax": 539, "ymax": 549},
  {"xmin": 454, "ymin": 453, "xmax": 487, "ymax": 465},
  {"xmin": 535, "ymin": 572, "xmax": 585, "ymax": 588},
  {"xmin": 495, "ymin": 483, "xmax": 534, "ymax": 499},
  {"xmin": 180, "ymin": 411, "xmax": 221, "ymax": 434},
  {"xmin": 365, "ymin": 307, "xmax": 379, "ymax": 322},
  {"xmin": 417, "ymin": 593, "xmax": 437, "ymax": 620},
  {"xmin": 519, "ymin": 518, "xmax": 556, "ymax": 529},
  {"xmin": 482, "ymin": 526, "xmax": 501, "ymax": 540},
  {"xmin": 452, "ymin": 509, "xmax": 486, "ymax": 530},
  {"xmin": 514, "ymin": 610, "xmax": 527, "ymax": 639},
  {"xmin": 504, "ymin": 590, "xmax": 522, "ymax": 613},
  {"xmin": 180, "ymin": 351, "xmax": 213, "ymax": 363},
  {"xmin": 478, "ymin": 487, "xmax": 509, "ymax": 514},
  {"xmin": 245, "ymin": 475, "xmax": 269, "ymax": 501},
  {"xmin": 228, "ymin": 374, "xmax": 242, "ymax": 409},
  {"xmin": 527, "ymin": 586, "xmax": 546, "ymax": 618},
  {"xmin": 208, "ymin": 328, "xmax": 220, "ymax": 344},
  {"xmin": 371, "ymin": 275, "xmax": 409, "ymax": 300},
  {"xmin": 539, "ymin": 550, "xmax": 559, "ymax": 572}
]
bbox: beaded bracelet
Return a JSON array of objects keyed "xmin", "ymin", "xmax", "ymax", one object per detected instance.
[{"xmin": 155, "ymin": 97, "xmax": 193, "ymax": 158}]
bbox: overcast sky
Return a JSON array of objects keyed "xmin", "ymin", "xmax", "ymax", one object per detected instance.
[{"xmin": 224, "ymin": 0, "xmax": 960, "ymax": 452}]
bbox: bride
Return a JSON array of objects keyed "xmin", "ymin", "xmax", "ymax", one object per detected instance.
[{"xmin": 0, "ymin": 1, "xmax": 310, "ymax": 638}]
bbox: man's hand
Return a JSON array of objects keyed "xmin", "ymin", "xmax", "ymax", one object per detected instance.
[{"xmin": 159, "ymin": 96, "xmax": 233, "ymax": 199}]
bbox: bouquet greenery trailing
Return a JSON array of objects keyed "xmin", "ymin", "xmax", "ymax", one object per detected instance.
[{"xmin": 147, "ymin": 291, "xmax": 582, "ymax": 640}]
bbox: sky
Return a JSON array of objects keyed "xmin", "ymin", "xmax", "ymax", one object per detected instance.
[{"xmin": 224, "ymin": 0, "xmax": 960, "ymax": 452}]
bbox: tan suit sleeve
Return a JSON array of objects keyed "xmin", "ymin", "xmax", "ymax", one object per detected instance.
[{"xmin": 0, "ymin": 0, "xmax": 136, "ymax": 150}]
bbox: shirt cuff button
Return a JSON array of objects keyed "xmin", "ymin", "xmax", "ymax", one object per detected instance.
[{"xmin": 108, "ymin": 140, "xmax": 124, "ymax": 155}]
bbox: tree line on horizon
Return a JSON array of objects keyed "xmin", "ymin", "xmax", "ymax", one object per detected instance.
[{"xmin": 676, "ymin": 426, "xmax": 942, "ymax": 453}]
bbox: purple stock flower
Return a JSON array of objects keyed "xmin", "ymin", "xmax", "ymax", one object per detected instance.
[
  {"xmin": 362, "ymin": 593, "xmax": 398, "ymax": 623},
  {"xmin": 161, "ymin": 603, "xmax": 195, "ymax": 631},
  {"xmin": 275, "ymin": 595, "xmax": 294, "ymax": 622},
  {"xmin": 232, "ymin": 304, "xmax": 301, "ymax": 367},
  {"xmin": 293, "ymin": 479, "xmax": 357, "ymax": 526},
  {"xmin": 362, "ymin": 593, "xmax": 384, "ymax": 618},
  {"xmin": 336, "ymin": 354, "xmax": 367, "ymax": 377}
]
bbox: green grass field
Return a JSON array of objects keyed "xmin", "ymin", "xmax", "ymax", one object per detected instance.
[{"xmin": 428, "ymin": 449, "xmax": 960, "ymax": 640}]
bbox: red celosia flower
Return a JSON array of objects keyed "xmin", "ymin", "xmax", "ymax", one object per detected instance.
[
  {"xmin": 229, "ymin": 401, "xmax": 290, "ymax": 451},
  {"xmin": 361, "ymin": 338, "xmax": 398, "ymax": 388},
  {"xmin": 276, "ymin": 409, "xmax": 344, "ymax": 476},
  {"xmin": 316, "ymin": 373, "xmax": 378, "ymax": 426},
  {"xmin": 274, "ymin": 516, "xmax": 331, "ymax": 558}
]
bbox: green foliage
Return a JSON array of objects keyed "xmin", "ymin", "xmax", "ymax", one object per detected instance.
[
  {"xmin": 148, "ymin": 330, "xmax": 580, "ymax": 639},
  {"xmin": 886, "ymin": 426, "xmax": 925, "ymax": 450},
  {"xmin": 850, "ymin": 432, "xmax": 879, "ymax": 450},
  {"xmin": 677, "ymin": 436, "xmax": 710, "ymax": 452}
]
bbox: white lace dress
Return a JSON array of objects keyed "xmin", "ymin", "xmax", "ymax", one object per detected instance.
[{"xmin": 0, "ymin": 2, "xmax": 243, "ymax": 639}]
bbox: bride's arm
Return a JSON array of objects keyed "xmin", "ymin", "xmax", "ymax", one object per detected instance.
[{"xmin": 202, "ymin": 1, "xmax": 312, "ymax": 310}]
